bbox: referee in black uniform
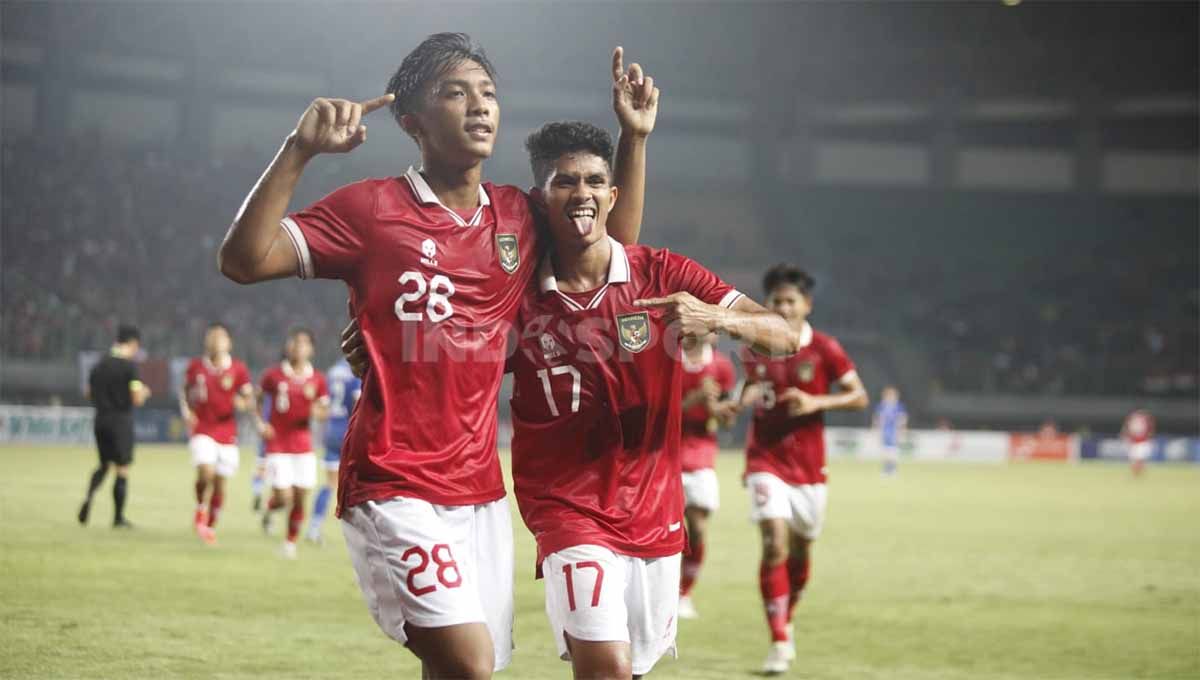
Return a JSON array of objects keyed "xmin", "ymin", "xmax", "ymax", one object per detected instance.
[{"xmin": 78, "ymin": 324, "xmax": 151, "ymax": 528}]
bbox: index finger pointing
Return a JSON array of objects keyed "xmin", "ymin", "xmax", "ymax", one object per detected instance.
[
  {"xmin": 634, "ymin": 297, "xmax": 673, "ymax": 307},
  {"xmin": 360, "ymin": 93, "xmax": 395, "ymax": 114},
  {"xmin": 612, "ymin": 46, "xmax": 624, "ymax": 82}
]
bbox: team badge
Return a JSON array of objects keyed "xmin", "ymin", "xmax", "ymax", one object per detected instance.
[
  {"xmin": 616, "ymin": 312, "xmax": 651, "ymax": 353},
  {"xmin": 303, "ymin": 383, "xmax": 316, "ymax": 400},
  {"xmin": 796, "ymin": 361, "xmax": 815, "ymax": 382},
  {"xmin": 496, "ymin": 234, "xmax": 519, "ymax": 274},
  {"xmin": 220, "ymin": 374, "xmax": 234, "ymax": 391}
]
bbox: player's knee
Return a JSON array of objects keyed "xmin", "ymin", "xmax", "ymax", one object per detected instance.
[
  {"xmin": 573, "ymin": 651, "xmax": 631, "ymax": 680},
  {"xmin": 436, "ymin": 649, "xmax": 493, "ymax": 680},
  {"xmin": 761, "ymin": 533, "xmax": 787, "ymax": 564}
]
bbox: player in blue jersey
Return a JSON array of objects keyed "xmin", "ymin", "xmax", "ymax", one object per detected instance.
[
  {"xmin": 306, "ymin": 357, "xmax": 361, "ymax": 544},
  {"xmin": 872, "ymin": 386, "xmax": 907, "ymax": 476},
  {"xmin": 251, "ymin": 392, "xmax": 272, "ymax": 511}
]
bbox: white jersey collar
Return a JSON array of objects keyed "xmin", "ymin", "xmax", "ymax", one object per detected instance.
[{"xmin": 402, "ymin": 166, "xmax": 490, "ymax": 227}]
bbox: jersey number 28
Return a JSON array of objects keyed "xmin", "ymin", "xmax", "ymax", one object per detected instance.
[{"xmin": 395, "ymin": 272, "xmax": 455, "ymax": 323}]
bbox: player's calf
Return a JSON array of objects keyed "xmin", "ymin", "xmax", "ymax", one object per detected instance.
[{"xmin": 405, "ymin": 623, "xmax": 495, "ymax": 680}]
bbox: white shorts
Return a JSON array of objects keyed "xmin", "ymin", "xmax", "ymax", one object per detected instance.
[
  {"xmin": 681, "ymin": 468, "xmax": 720, "ymax": 512},
  {"xmin": 1129, "ymin": 441, "xmax": 1153, "ymax": 462},
  {"xmin": 264, "ymin": 453, "xmax": 317, "ymax": 490},
  {"xmin": 746, "ymin": 472, "xmax": 828, "ymax": 540},
  {"xmin": 189, "ymin": 434, "xmax": 240, "ymax": 478},
  {"xmin": 543, "ymin": 544, "xmax": 680, "ymax": 676},
  {"xmin": 340, "ymin": 496, "xmax": 514, "ymax": 672}
]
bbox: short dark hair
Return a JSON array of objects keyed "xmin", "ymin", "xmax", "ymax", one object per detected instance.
[
  {"xmin": 288, "ymin": 327, "xmax": 314, "ymax": 343},
  {"xmin": 116, "ymin": 324, "xmax": 140, "ymax": 344},
  {"xmin": 763, "ymin": 264, "xmax": 815, "ymax": 296},
  {"xmin": 387, "ymin": 33, "xmax": 497, "ymax": 128},
  {"xmin": 524, "ymin": 121, "xmax": 615, "ymax": 187}
]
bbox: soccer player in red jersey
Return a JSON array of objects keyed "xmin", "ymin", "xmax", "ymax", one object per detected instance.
[
  {"xmin": 676, "ymin": 333, "xmax": 738, "ymax": 619},
  {"xmin": 1122, "ymin": 408, "xmax": 1156, "ymax": 477},
  {"xmin": 255, "ymin": 328, "xmax": 329, "ymax": 559},
  {"xmin": 739, "ymin": 264, "xmax": 869, "ymax": 674},
  {"xmin": 179, "ymin": 322, "xmax": 253, "ymax": 544},
  {"xmin": 218, "ymin": 33, "xmax": 656, "ymax": 678},
  {"xmin": 344, "ymin": 120, "xmax": 799, "ymax": 678},
  {"xmin": 506, "ymin": 122, "xmax": 797, "ymax": 678}
]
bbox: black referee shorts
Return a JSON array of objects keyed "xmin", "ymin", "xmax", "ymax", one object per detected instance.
[{"xmin": 94, "ymin": 415, "xmax": 134, "ymax": 466}]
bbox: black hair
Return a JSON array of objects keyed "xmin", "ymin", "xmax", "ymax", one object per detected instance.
[
  {"xmin": 524, "ymin": 121, "xmax": 615, "ymax": 187},
  {"xmin": 288, "ymin": 327, "xmax": 314, "ymax": 343},
  {"xmin": 763, "ymin": 264, "xmax": 815, "ymax": 297},
  {"xmin": 116, "ymin": 324, "xmax": 140, "ymax": 344},
  {"xmin": 387, "ymin": 33, "xmax": 497, "ymax": 129}
]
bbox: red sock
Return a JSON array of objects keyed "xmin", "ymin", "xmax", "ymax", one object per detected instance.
[
  {"xmin": 787, "ymin": 554, "xmax": 811, "ymax": 620},
  {"xmin": 759, "ymin": 561, "xmax": 791, "ymax": 642},
  {"xmin": 207, "ymin": 491, "xmax": 224, "ymax": 528},
  {"xmin": 286, "ymin": 504, "xmax": 304, "ymax": 543},
  {"xmin": 681, "ymin": 541, "xmax": 705, "ymax": 596}
]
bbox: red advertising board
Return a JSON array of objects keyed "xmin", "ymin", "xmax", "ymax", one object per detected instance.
[{"xmin": 1009, "ymin": 433, "xmax": 1072, "ymax": 462}]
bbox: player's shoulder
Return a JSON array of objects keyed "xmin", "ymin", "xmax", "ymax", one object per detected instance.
[{"xmin": 811, "ymin": 327, "xmax": 845, "ymax": 350}]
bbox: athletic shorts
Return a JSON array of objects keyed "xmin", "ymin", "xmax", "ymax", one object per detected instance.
[
  {"xmin": 189, "ymin": 434, "xmax": 240, "ymax": 478},
  {"xmin": 340, "ymin": 496, "xmax": 514, "ymax": 672},
  {"xmin": 1129, "ymin": 441, "xmax": 1153, "ymax": 462},
  {"xmin": 94, "ymin": 415, "xmax": 134, "ymax": 466},
  {"xmin": 746, "ymin": 472, "xmax": 828, "ymax": 540},
  {"xmin": 543, "ymin": 544, "xmax": 680, "ymax": 676},
  {"xmin": 321, "ymin": 440, "xmax": 341, "ymax": 471},
  {"xmin": 681, "ymin": 468, "xmax": 720, "ymax": 512},
  {"xmin": 264, "ymin": 452, "xmax": 317, "ymax": 490}
]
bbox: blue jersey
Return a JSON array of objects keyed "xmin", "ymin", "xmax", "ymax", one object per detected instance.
[
  {"xmin": 323, "ymin": 359, "xmax": 361, "ymax": 456},
  {"xmin": 876, "ymin": 400, "xmax": 907, "ymax": 447}
]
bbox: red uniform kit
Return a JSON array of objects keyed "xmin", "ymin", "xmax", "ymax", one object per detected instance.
[
  {"xmin": 186, "ymin": 356, "xmax": 252, "ymax": 476},
  {"xmin": 259, "ymin": 362, "xmax": 328, "ymax": 491},
  {"xmin": 507, "ymin": 238, "xmax": 743, "ymax": 675},
  {"xmin": 1123, "ymin": 409, "xmax": 1156, "ymax": 472},
  {"xmin": 280, "ymin": 167, "xmax": 539, "ymax": 663},
  {"xmin": 679, "ymin": 346, "xmax": 735, "ymax": 515},
  {"xmin": 741, "ymin": 323, "xmax": 856, "ymax": 539}
]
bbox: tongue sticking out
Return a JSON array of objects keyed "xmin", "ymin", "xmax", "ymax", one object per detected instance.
[{"xmin": 571, "ymin": 214, "xmax": 595, "ymax": 237}]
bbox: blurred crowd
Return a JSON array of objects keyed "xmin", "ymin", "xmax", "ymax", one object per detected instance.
[
  {"xmin": 2, "ymin": 139, "xmax": 349, "ymax": 372},
  {"xmin": 3, "ymin": 140, "xmax": 1196, "ymax": 401}
]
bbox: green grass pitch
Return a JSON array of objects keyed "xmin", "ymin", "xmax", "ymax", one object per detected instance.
[{"xmin": 1, "ymin": 444, "xmax": 1197, "ymax": 679}]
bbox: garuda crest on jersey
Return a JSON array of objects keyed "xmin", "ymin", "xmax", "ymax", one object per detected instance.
[
  {"xmin": 616, "ymin": 312, "xmax": 651, "ymax": 353},
  {"xmin": 496, "ymin": 234, "xmax": 519, "ymax": 274},
  {"xmin": 220, "ymin": 374, "xmax": 234, "ymax": 391},
  {"xmin": 796, "ymin": 361, "xmax": 815, "ymax": 383}
]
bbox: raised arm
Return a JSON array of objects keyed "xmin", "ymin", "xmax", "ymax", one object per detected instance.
[
  {"xmin": 218, "ymin": 94, "xmax": 393, "ymax": 283},
  {"xmin": 607, "ymin": 47, "xmax": 659, "ymax": 245}
]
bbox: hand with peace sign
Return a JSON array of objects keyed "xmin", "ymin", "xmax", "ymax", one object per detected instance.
[
  {"xmin": 292, "ymin": 93, "xmax": 395, "ymax": 159},
  {"xmin": 612, "ymin": 46, "xmax": 660, "ymax": 138}
]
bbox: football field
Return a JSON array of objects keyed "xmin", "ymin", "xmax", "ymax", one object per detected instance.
[{"xmin": 1, "ymin": 444, "xmax": 1197, "ymax": 679}]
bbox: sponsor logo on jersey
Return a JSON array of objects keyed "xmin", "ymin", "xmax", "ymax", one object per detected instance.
[
  {"xmin": 303, "ymin": 383, "xmax": 316, "ymax": 400},
  {"xmin": 616, "ymin": 312, "xmax": 651, "ymax": 353},
  {"xmin": 797, "ymin": 361, "xmax": 815, "ymax": 382},
  {"xmin": 540, "ymin": 333, "xmax": 566, "ymax": 361},
  {"xmin": 220, "ymin": 374, "xmax": 234, "ymax": 391},
  {"xmin": 420, "ymin": 238, "xmax": 438, "ymax": 267},
  {"xmin": 496, "ymin": 233, "xmax": 519, "ymax": 274}
]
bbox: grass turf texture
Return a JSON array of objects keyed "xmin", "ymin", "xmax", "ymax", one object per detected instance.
[{"xmin": 1, "ymin": 444, "xmax": 1197, "ymax": 679}]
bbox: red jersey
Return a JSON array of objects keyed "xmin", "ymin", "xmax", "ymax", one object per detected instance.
[
  {"xmin": 508, "ymin": 239, "xmax": 743, "ymax": 565},
  {"xmin": 185, "ymin": 355, "xmax": 252, "ymax": 444},
  {"xmin": 1123, "ymin": 410, "xmax": 1156, "ymax": 444},
  {"xmin": 282, "ymin": 167, "xmax": 540, "ymax": 511},
  {"xmin": 259, "ymin": 361, "xmax": 328, "ymax": 454},
  {"xmin": 741, "ymin": 323, "xmax": 855, "ymax": 485},
  {"xmin": 679, "ymin": 347, "xmax": 736, "ymax": 472}
]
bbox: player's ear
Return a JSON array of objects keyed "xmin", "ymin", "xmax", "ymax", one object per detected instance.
[
  {"xmin": 529, "ymin": 186, "xmax": 547, "ymax": 207},
  {"xmin": 399, "ymin": 113, "xmax": 422, "ymax": 142},
  {"xmin": 608, "ymin": 183, "xmax": 619, "ymax": 209}
]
